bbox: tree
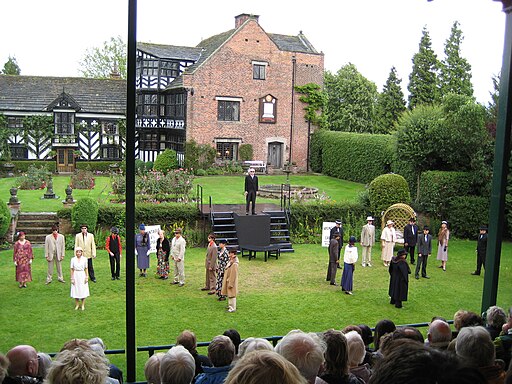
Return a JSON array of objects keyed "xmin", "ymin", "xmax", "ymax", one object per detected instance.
[
  {"xmin": 486, "ymin": 73, "xmax": 500, "ymax": 138},
  {"xmin": 375, "ymin": 66, "xmax": 406, "ymax": 133},
  {"xmin": 439, "ymin": 21, "xmax": 473, "ymax": 98},
  {"xmin": 408, "ymin": 27, "xmax": 440, "ymax": 109},
  {"xmin": 2, "ymin": 56, "xmax": 20, "ymax": 75},
  {"xmin": 79, "ymin": 36, "xmax": 127, "ymax": 79},
  {"xmin": 22, "ymin": 116, "xmax": 53, "ymax": 159},
  {"xmin": 324, "ymin": 63, "xmax": 378, "ymax": 133}
]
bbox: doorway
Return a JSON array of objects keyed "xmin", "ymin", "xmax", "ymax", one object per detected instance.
[
  {"xmin": 56, "ymin": 148, "xmax": 75, "ymax": 173},
  {"xmin": 267, "ymin": 142, "xmax": 283, "ymax": 169}
]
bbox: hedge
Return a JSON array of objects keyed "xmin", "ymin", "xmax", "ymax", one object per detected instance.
[
  {"xmin": 309, "ymin": 129, "xmax": 327, "ymax": 173},
  {"xmin": 75, "ymin": 161, "xmax": 121, "ymax": 172},
  {"xmin": 418, "ymin": 171, "xmax": 474, "ymax": 216},
  {"xmin": 0, "ymin": 160, "xmax": 56, "ymax": 173},
  {"xmin": 71, "ymin": 197, "xmax": 99, "ymax": 232},
  {"xmin": 447, "ymin": 196, "xmax": 490, "ymax": 239},
  {"xmin": 368, "ymin": 174, "xmax": 411, "ymax": 216},
  {"xmin": 316, "ymin": 131, "xmax": 396, "ymax": 184}
]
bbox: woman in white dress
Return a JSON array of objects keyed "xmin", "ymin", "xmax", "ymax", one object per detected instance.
[
  {"xmin": 380, "ymin": 220, "xmax": 396, "ymax": 267},
  {"xmin": 70, "ymin": 247, "xmax": 90, "ymax": 310}
]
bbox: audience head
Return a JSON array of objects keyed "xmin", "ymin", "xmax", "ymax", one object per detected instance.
[
  {"xmin": 275, "ymin": 330, "xmax": 325, "ymax": 383},
  {"xmin": 60, "ymin": 338, "xmax": 90, "ymax": 352},
  {"xmin": 238, "ymin": 337, "xmax": 273, "ymax": 358},
  {"xmin": 374, "ymin": 319, "xmax": 396, "ymax": 350},
  {"xmin": 453, "ymin": 310, "xmax": 483, "ymax": 331},
  {"xmin": 144, "ymin": 352, "xmax": 164, "ymax": 384},
  {"xmin": 379, "ymin": 327, "xmax": 424, "ymax": 356},
  {"xmin": 176, "ymin": 330, "xmax": 198, "ymax": 355},
  {"xmin": 357, "ymin": 324, "xmax": 374, "ymax": 347},
  {"xmin": 223, "ymin": 329, "xmax": 242, "ymax": 355},
  {"xmin": 0, "ymin": 353, "xmax": 9, "ymax": 383},
  {"xmin": 45, "ymin": 347, "xmax": 109, "ymax": 384},
  {"xmin": 428, "ymin": 319, "xmax": 452, "ymax": 348},
  {"xmin": 341, "ymin": 325, "xmax": 361, "ymax": 335},
  {"xmin": 486, "ymin": 305, "xmax": 507, "ymax": 330},
  {"xmin": 322, "ymin": 329, "xmax": 349, "ymax": 377},
  {"xmin": 5, "ymin": 345, "xmax": 39, "ymax": 378},
  {"xmin": 225, "ymin": 350, "xmax": 308, "ymax": 384},
  {"xmin": 37, "ymin": 352, "xmax": 52, "ymax": 379},
  {"xmin": 344, "ymin": 331, "xmax": 366, "ymax": 368},
  {"xmin": 88, "ymin": 337, "xmax": 106, "ymax": 350},
  {"xmin": 208, "ymin": 335, "xmax": 235, "ymax": 367},
  {"xmin": 456, "ymin": 326, "xmax": 495, "ymax": 368},
  {"xmin": 160, "ymin": 346, "xmax": 195, "ymax": 384}
]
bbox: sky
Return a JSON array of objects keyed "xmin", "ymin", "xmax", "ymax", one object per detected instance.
[{"xmin": 0, "ymin": 1, "xmax": 507, "ymax": 105}]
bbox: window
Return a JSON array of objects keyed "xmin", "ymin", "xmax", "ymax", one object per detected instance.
[
  {"xmin": 102, "ymin": 145, "xmax": 120, "ymax": 159},
  {"xmin": 103, "ymin": 122, "xmax": 118, "ymax": 135},
  {"xmin": 162, "ymin": 93, "xmax": 185, "ymax": 118},
  {"xmin": 7, "ymin": 117, "xmax": 23, "ymax": 129},
  {"xmin": 140, "ymin": 133, "xmax": 158, "ymax": 150},
  {"xmin": 259, "ymin": 95, "xmax": 277, "ymax": 123},
  {"xmin": 160, "ymin": 60, "xmax": 180, "ymax": 78},
  {"xmin": 10, "ymin": 144, "xmax": 28, "ymax": 160},
  {"xmin": 55, "ymin": 112, "xmax": 74, "ymax": 135},
  {"xmin": 216, "ymin": 142, "xmax": 238, "ymax": 161},
  {"xmin": 253, "ymin": 64, "xmax": 266, "ymax": 80},
  {"xmin": 218, "ymin": 100, "xmax": 240, "ymax": 121}
]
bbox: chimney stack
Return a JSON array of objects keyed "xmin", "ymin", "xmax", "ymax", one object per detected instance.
[{"xmin": 235, "ymin": 13, "xmax": 259, "ymax": 29}]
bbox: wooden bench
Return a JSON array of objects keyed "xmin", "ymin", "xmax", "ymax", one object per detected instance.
[{"xmin": 243, "ymin": 160, "xmax": 267, "ymax": 174}]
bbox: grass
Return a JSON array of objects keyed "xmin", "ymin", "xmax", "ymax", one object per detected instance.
[{"xmin": 0, "ymin": 240, "xmax": 510, "ymax": 381}]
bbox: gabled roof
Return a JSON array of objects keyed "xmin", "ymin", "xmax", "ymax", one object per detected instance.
[
  {"xmin": 137, "ymin": 42, "xmax": 203, "ymax": 62},
  {"xmin": 268, "ymin": 33, "xmax": 319, "ymax": 54},
  {"xmin": 0, "ymin": 75, "xmax": 126, "ymax": 114}
]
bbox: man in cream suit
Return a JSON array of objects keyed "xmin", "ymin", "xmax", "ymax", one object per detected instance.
[
  {"xmin": 360, "ymin": 216, "xmax": 375, "ymax": 267},
  {"xmin": 75, "ymin": 224, "xmax": 97, "ymax": 282},
  {"xmin": 45, "ymin": 224, "xmax": 66, "ymax": 284},
  {"xmin": 171, "ymin": 227, "xmax": 186, "ymax": 286}
]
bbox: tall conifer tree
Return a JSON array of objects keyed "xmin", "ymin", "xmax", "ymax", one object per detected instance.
[{"xmin": 375, "ymin": 66, "xmax": 406, "ymax": 133}]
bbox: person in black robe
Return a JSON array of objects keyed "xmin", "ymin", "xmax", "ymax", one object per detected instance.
[{"xmin": 388, "ymin": 249, "xmax": 410, "ymax": 309}]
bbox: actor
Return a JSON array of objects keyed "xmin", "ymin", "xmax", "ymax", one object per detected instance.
[
  {"xmin": 202, "ymin": 234, "xmax": 217, "ymax": 294},
  {"xmin": 326, "ymin": 233, "xmax": 340, "ymax": 285},
  {"xmin": 222, "ymin": 248, "xmax": 239, "ymax": 312},
  {"xmin": 388, "ymin": 249, "xmax": 410, "ymax": 308},
  {"xmin": 244, "ymin": 168, "xmax": 258, "ymax": 215},
  {"xmin": 105, "ymin": 226, "xmax": 122, "ymax": 280},
  {"xmin": 44, "ymin": 224, "xmax": 66, "ymax": 284},
  {"xmin": 74, "ymin": 224, "xmax": 97, "ymax": 282},
  {"xmin": 330, "ymin": 219, "xmax": 344, "ymax": 265},
  {"xmin": 360, "ymin": 216, "xmax": 375, "ymax": 267},
  {"xmin": 381, "ymin": 220, "xmax": 396, "ymax": 267},
  {"xmin": 415, "ymin": 225, "xmax": 432, "ymax": 279},
  {"xmin": 135, "ymin": 224, "xmax": 151, "ymax": 277},
  {"xmin": 341, "ymin": 236, "xmax": 358, "ymax": 295},
  {"xmin": 403, "ymin": 217, "xmax": 418, "ymax": 265},
  {"xmin": 171, "ymin": 228, "xmax": 186, "ymax": 286},
  {"xmin": 13, "ymin": 231, "xmax": 34, "ymax": 289},
  {"xmin": 70, "ymin": 247, "xmax": 90, "ymax": 310},
  {"xmin": 472, "ymin": 226, "xmax": 488, "ymax": 276}
]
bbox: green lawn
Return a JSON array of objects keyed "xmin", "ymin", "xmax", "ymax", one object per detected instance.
[{"xmin": 0, "ymin": 240, "xmax": 510, "ymax": 381}]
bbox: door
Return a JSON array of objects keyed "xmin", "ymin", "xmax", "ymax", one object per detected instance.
[
  {"xmin": 267, "ymin": 142, "xmax": 283, "ymax": 168},
  {"xmin": 57, "ymin": 148, "xmax": 75, "ymax": 173}
]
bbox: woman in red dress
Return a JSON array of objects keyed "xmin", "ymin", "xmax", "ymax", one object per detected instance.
[{"xmin": 13, "ymin": 231, "xmax": 34, "ymax": 288}]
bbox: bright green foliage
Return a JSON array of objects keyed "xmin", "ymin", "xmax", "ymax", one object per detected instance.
[
  {"xmin": 439, "ymin": 21, "xmax": 473, "ymax": 98},
  {"xmin": 71, "ymin": 197, "xmax": 99, "ymax": 232},
  {"xmin": 408, "ymin": 27, "xmax": 440, "ymax": 109},
  {"xmin": 79, "ymin": 36, "xmax": 127, "ymax": 79},
  {"xmin": 239, "ymin": 144, "xmax": 253, "ymax": 161},
  {"xmin": 0, "ymin": 202, "xmax": 10, "ymax": 238},
  {"xmin": 375, "ymin": 67, "xmax": 406, "ymax": 133},
  {"xmin": 447, "ymin": 196, "xmax": 489, "ymax": 238},
  {"xmin": 2, "ymin": 56, "xmax": 20, "ymax": 75},
  {"xmin": 153, "ymin": 149, "xmax": 178, "ymax": 174},
  {"xmin": 368, "ymin": 174, "xmax": 411, "ymax": 216},
  {"xmin": 324, "ymin": 63, "xmax": 378, "ymax": 132},
  {"xmin": 0, "ymin": 114, "xmax": 10, "ymax": 161},
  {"xmin": 295, "ymin": 83, "xmax": 327, "ymax": 129},
  {"xmin": 22, "ymin": 115, "xmax": 53, "ymax": 159},
  {"xmin": 184, "ymin": 140, "xmax": 216, "ymax": 172},
  {"xmin": 318, "ymin": 131, "xmax": 396, "ymax": 184}
]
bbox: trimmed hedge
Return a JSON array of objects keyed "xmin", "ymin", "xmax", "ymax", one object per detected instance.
[
  {"xmin": 315, "ymin": 131, "xmax": 396, "ymax": 184},
  {"xmin": 0, "ymin": 202, "xmax": 10, "ymax": 238},
  {"xmin": 368, "ymin": 174, "xmax": 411, "ymax": 216},
  {"xmin": 76, "ymin": 161, "xmax": 121, "ymax": 172},
  {"xmin": 153, "ymin": 149, "xmax": 178, "ymax": 173},
  {"xmin": 309, "ymin": 129, "xmax": 327, "ymax": 173},
  {"xmin": 71, "ymin": 197, "xmax": 99, "ymax": 232},
  {"xmin": 0, "ymin": 161, "xmax": 55, "ymax": 173},
  {"xmin": 418, "ymin": 171, "xmax": 474, "ymax": 216},
  {"xmin": 447, "ymin": 196, "xmax": 489, "ymax": 239}
]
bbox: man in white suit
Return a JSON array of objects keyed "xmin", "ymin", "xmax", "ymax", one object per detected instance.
[
  {"xmin": 75, "ymin": 224, "xmax": 97, "ymax": 282},
  {"xmin": 45, "ymin": 224, "xmax": 66, "ymax": 284}
]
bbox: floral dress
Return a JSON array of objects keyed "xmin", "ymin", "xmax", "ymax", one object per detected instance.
[
  {"xmin": 14, "ymin": 240, "xmax": 33, "ymax": 283},
  {"xmin": 216, "ymin": 248, "xmax": 230, "ymax": 298},
  {"xmin": 156, "ymin": 237, "xmax": 170, "ymax": 278}
]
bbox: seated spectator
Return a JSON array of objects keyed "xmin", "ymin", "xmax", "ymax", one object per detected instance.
[
  {"xmin": 59, "ymin": 338, "xmax": 90, "ymax": 352},
  {"xmin": 369, "ymin": 338, "xmax": 486, "ymax": 384},
  {"xmin": 237, "ymin": 338, "xmax": 273, "ymax": 359},
  {"xmin": 4, "ymin": 345, "xmax": 42, "ymax": 384},
  {"xmin": 274, "ymin": 330, "xmax": 325, "ymax": 384},
  {"xmin": 495, "ymin": 314, "xmax": 512, "ymax": 370},
  {"xmin": 345, "ymin": 331, "xmax": 371, "ymax": 384},
  {"xmin": 176, "ymin": 330, "xmax": 211, "ymax": 376},
  {"xmin": 342, "ymin": 325, "xmax": 362, "ymax": 335},
  {"xmin": 503, "ymin": 307, "xmax": 512, "ymax": 334},
  {"xmin": 195, "ymin": 335, "xmax": 235, "ymax": 384},
  {"xmin": 370, "ymin": 320, "xmax": 396, "ymax": 366},
  {"xmin": 223, "ymin": 329, "xmax": 242, "ymax": 360},
  {"xmin": 88, "ymin": 337, "xmax": 123, "ymax": 384},
  {"xmin": 426, "ymin": 319, "xmax": 452, "ymax": 350},
  {"xmin": 448, "ymin": 310, "xmax": 484, "ymax": 351},
  {"xmin": 88, "ymin": 344, "xmax": 120, "ymax": 384},
  {"xmin": 36, "ymin": 353, "xmax": 52, "ymax": 381},
  {"xmin": 319, "ymin": 329, "xmax": 363, "ymax": 384},
  {"xmin": 225, "ymin": 350, "xmax": 308, "ymax": 384},
  {"xmin": 0, "ymin": 353, "xmax": 9, "ymax": 383},
  {"xmin": 144, "ymin": 352, "xmax": 164, "ymax": 384},
  {"xmin": 160, "ymin": 346, "xmax": 195, "ymax": 384},
  {"xmin": 357, "ymin": 324, "xmax": 374, "ymax": 366},
  {"xmin": 484, "ymin": 306, "xmax": 507, "ymax": 340},
  {"xmin": 456, "ymin": 326, "xmax": 506, "ymax": 384},
  {"xmin": 44, "ymin": 347, "xmax": 109, "ymax": 384}
]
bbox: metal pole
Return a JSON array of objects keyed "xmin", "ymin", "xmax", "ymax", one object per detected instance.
[
  {"xmin": 306, "ymin": 119, "xmax": 311, "ymax": 173},
  {"xmin": 126, "ymin": 0, "xmax": 137, "ymax": 381},
  {"xmin": 481, "ymin": 0, "xmax": 512, "ymax": 313}
]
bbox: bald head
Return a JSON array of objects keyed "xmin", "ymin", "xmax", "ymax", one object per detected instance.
[
  {"xmin": 6, "ymin": 345, "xmax": 38, "ymax": 377},
  {"xmin": 428, "ymin": 320, "xmax": 452, "ymax": 348}
]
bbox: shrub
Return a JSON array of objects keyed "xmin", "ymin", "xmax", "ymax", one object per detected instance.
[
  {"xmin": 184, "ymin": 140, "xmax": 216, "ymax": 171},
  {"xmin": 70, "ymin": 169, "xmax": 95, "ymax": 189},
  {"xmin": 447, "ymin": 196, "xmax": 489, "ymax": 239},
  {"xmin": 0, "ymin": 202, "xmax": 10, "ymax": 238},
  {"xmin": 75, "ymin": 161, "xmax": 121, "ymax": 173},
  {"xmin": 153, "ymin": 149, "xmax": 178, "ymax": 174},
  {"xmin": 16, "ymin": 165, "xmax": 50, "ymax": 190},
  {"xmin": 239, "ymin": 144, "xmax": 253, "ymax": 161},
  {"xmin": 135, "ymin": 159, "xmax": 153, "ymax": 174},
  {"xmin": 71, "ymin": 197, "xmax": 99, "ymax": 232},
  {"xmin": 418, "ymin": 171, "xmax": 474, "ymax": 217},
  {"xmin": 368, "ymin": 174, "xmax": 411, "ymax": 216},
  {"xmin": 0, "ymin": 161, "xmax": 56, "ymax": 173}
]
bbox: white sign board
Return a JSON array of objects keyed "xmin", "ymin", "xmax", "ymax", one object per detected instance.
[
  {"xmin": 322, "ymin": 222, "xmax": 336, "ymax": 247},
  {"xmin": 143, "ymin": 225, "xmax": 161, "ymax": 254}
]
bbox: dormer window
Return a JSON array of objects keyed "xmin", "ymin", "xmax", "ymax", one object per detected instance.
[
  {"xmin": 252, "ymin": 61, "xmax": 267, "ymax": 80},
  {"xmin": 55, "ymin": 111, "xmax": 74, "ymax": 135}
]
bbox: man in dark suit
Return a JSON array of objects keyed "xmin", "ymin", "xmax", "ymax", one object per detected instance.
[
  {"xmin": 403, "ymin": 217, "xmax": 418, "ymax": 265},
  {"xmin": 329, "ymin": 220, "xmax": 344, "ymax": 267},
  {"xmin": 472, "ymin": 226, "xmax": 488, "ymax": 276},
  {"xmin": 326, "ymin": 233, "xmax": 340, "ymax": 285},
  {"xmin": 244, "ymin": 168, "xmax": 258, "ymax": 215},
  {"xmin": 415, "ymin": 225, "xmax": 432, "ymax": 279}
]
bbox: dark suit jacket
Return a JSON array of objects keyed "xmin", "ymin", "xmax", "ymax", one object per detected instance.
[
  {"xmin": 477, "ymin": 233, "xmax": 488, "ymax": 255},
  {"xmin": 328, "ymin": 238, "xmax": 339, "ymax": 263},
  {"xmin": 330, "ymin": 225, "xmax": 344, "ymax": 246},
  {"xmin": 404, "ymin": 224, "xmax": 419, "ymax": 246},
  {"xmin": 417, "ymin": 233, "xmax": 432, "ymax": 255},
  {"xmin": 244, "ymin": 175, "xmax": 258, "ymax": 193}
]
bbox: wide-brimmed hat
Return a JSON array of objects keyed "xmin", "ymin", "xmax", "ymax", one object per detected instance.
[
  {"xmin": 335, "ymin": 220, "xmax": 342, "ymax": 225},
  {"xmin": 366, "ymin": 216, "xmax": 374, "ymax": 221},
  {"xmin": 386, "ymin": 220, "xmax": 394, "ymax": 225},
  {"xmin": 397, "ymin": 249, "xmax": 407, "ymax": 257},
  {"xmin": 75, "ymin": 246, "xmax": 83, "ymax": 252}
]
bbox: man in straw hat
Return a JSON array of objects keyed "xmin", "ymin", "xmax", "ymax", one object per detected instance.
[
  {"xmin": 360, "ymin": 216, "xmax": 375, "ymax": 267},
  {"xmin": 380, "ymin": 220, "xmax": 396, "ymax": 267}
]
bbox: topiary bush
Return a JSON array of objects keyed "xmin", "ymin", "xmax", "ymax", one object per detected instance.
[
  {"xmin": 0, "ymin": 202, "xmax": 10, "ymax": 238},
  {"xmin": 153, "ymin": 149, "xmax": 179, "ymax": 174},
  {"xmin": 239, "ymin": 144, "xmax": 253, "ymax": 162},
  {"xmin": 368, "ymin": 173, "xmax": 411, "ymax": 216},
  {"xmin": 71, "ymin": 197, "xmax": 99, "ymax": 232},
  {"xmin": 447, "ymin": 196, "xmax": 489, "ymax": 239}
]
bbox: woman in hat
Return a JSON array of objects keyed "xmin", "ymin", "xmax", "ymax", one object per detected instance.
[
  {"xmin": 70, "ymin": 247, "xmax": 90, "ymax": 310},
  {"xmin": 436, "ymin": 221, "xmax": 450, "ymax": 271},
  {"xmin": 135, "ymin": 224, "xmax": 151, "ymax": 277},
  {"xmin": 13, "ymin": 231, "xmax": 34, "ymax": 288},
  {"xmin": 380, "ymin": 220, "xmax": 396, "ymax": 267},
  {"xmin": 156, "ymin": 229, "xmax": 170, "ymax": 279},
  {"xmin": 341, "ymin": 236, "xmax": 358, "ymax": 295},
  {"xmin": 388, "ymin": 249, "xmax": 410, "ymax": 308}
]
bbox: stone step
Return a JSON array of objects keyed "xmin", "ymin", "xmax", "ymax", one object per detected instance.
[{"xmin": 18, "ymin": 212, "xmax": 58, "ymax": 221}]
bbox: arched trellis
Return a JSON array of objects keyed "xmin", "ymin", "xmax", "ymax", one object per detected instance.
[{"xmin": 381, "ymin": 203, "xmax": 416, "ymax": 242}]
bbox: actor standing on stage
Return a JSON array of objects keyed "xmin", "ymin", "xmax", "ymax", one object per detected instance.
[
  {"xmin": 388, "ymin": 249, "xmax": 410, "ymax": 308},
  {"xmin": 202, "ymin": 234, "xmax": 217, "ymax": 294},
  {"xmin": 244, "ymin": 168, "xmax": 258, "ymax": 215},
  {"xmin": 360, "ymin": 216, "xmax": 375, "ymax": 267},
  {"xmin": 106, "ymin": 226, "xmax": 122, "ymax": 280},
  {"xmin": 472, "ymin": 226, "xmax": 488, "ymax": 276},
  {"xmin": 171, "ymin": 228, "xmax": 187, "ymax": 286},
  {"xmin": 341, "ymin": 236, "xmax": 358, "ymax": 295},
  {"xmin": 326, "ymin": 233, "xmax": 340, "ymax": 285},
  {"xmin": 135, "ymin": 224, "xmax": 151, "ymax": 277},
  {"xmin": 403, "ymin": 217, "xmax": 418, "ymax": 265},
  {"xmin": 74, "ymin": 224, "xmax": 97, "ymax": 283},
  {"xmin": 330, "ymin": 220, "xmax": 344, "ymax": 266},
  {"xmin": 13, "ymin": 231, "xmax": 34, "ymax": 289},
  {"xmin": 415, "ymin": 225, "xmax": 432, "ymax": 279},
  {"xmin": 45, "ymin": 224, "xmax": 65, "ymax": 284}
]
